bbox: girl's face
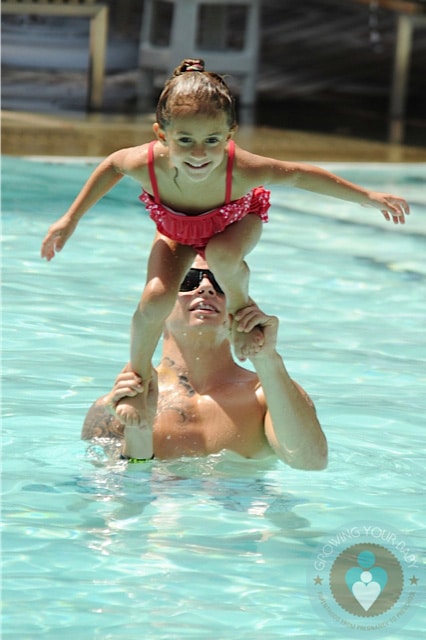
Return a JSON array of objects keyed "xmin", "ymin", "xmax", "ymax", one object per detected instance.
[{"xmin": 154, "ymin": 113, "xmax": 235, "ymax": 182}]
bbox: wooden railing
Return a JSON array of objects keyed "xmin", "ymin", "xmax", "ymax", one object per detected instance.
[
  {"xmin": 1, "ymin": 0, "xmax": 109, "ymax": 110},
  {"xmin": 352, "ymin": 0, "xmax": 425, "ymax": 16},
  {"xmin": 352, "ymin": 0, "xmax": 426, "ymax": 143}
]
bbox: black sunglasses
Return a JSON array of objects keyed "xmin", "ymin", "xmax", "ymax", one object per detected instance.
[{"xmin": 179, "ymin": 268, "xmax": 224, "ymax": 295}]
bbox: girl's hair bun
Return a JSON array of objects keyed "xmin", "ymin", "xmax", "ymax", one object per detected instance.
[{"xmin": 175, "ymin": 59, "xmax": 205, "ymax": 74}]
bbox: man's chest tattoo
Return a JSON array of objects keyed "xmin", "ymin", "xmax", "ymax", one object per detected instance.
[
  {"xmin": 161, "ymin": 357, "xmax": 195, "ymax": 397},
  {"xmin": 158, "ymin": 360, "xmax": 197, "ymax": 424},
  {"xmin": 178, "ymin": 374, "xmax": 195, "ymax": 397}
]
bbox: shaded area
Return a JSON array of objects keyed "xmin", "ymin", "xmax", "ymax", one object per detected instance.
[
  {"xmin": 258, "ymin": 0, "xmax": 426, "ymax": 146},
  {"xmin": 2, "ymin": 0, "xmax": 426, "ymax": 149}
]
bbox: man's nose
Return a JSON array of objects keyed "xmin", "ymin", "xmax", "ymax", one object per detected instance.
[{"xmin": 197, "ymin": 277, "xmax": 214, "ymax": 293}]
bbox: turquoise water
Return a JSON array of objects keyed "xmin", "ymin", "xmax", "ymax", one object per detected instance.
[{"xmin": 2, "ymin": 157, "xmax": 426, "ymax": 639}]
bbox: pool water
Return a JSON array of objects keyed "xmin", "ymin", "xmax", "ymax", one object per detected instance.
[{"xmin": 2, "ymin": 157, "xmax": 425, "ymax": 639}]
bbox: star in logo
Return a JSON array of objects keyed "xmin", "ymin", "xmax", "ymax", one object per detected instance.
[
  {"xmin": 314, "ymin": 576, "xmax": 323, "ymax": 585},
  {"xmin": 410, "ymin": 575, "xmax": 419, "ymax": 585}
]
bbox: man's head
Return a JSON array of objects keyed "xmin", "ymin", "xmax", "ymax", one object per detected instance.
[{"xmin": 164, "ymin": 257, "xmax": 231, "ymax": 339}]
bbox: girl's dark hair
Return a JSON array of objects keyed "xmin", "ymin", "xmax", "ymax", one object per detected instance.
[{"xmin": 156, "ymin": 59, "xmax": 237, "ymax": 129}]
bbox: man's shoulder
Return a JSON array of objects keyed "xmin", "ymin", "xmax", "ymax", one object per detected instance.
[
  {"xmin": 234, "ymin": 366, "xmax": 262, "ymax": 388},
  {"xmin": 81, "ymin": 396, "xmax": 124, "ymax": 441}
]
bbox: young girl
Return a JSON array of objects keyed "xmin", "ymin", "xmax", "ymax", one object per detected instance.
[{"xmin": 41, "ymin": 59, "xmax": 409, "ymax": 428}]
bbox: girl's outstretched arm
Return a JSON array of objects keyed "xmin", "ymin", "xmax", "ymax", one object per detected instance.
[
  {"xmin": 288, "ymin": 164, "xmax": 410, "ymax": 224},
  {"xmin": 241, "ymin": 150, "xmax": 410, "ymax": 225},
  {"xmin": 41, "ymin": 154, "xmax": 125, "ymax": 261}
]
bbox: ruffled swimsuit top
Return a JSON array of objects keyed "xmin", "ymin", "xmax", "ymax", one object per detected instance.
[{"xmin": 139, "ymin": 139, "xmax": 270, "ymax": 252}]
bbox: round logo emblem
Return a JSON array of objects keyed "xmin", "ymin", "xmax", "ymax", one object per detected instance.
[{"xmin": 308, "ymin": 522, "xmax": 421, "ymax": 635}]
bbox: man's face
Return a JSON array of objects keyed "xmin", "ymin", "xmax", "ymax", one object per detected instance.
[{"xmin": 165, "ymin": 260, "xmax": 230, "ymax": 334}]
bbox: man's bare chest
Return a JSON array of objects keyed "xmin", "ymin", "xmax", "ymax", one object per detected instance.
[{"xmin": 153, "ymin": 384, "xmax": 267, "ymax": 458}]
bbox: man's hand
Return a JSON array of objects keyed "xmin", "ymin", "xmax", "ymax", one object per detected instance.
[
  {"xmin": 234, "ymin": 302, "xmax": 279, "ymax": 358},
  {"xmin": 106, "ymin": 367, "xmax": 159, "ymax": 426},
  {"xmin": 107, "ymin": 370, "xmax": 145, "ymax": 411}
]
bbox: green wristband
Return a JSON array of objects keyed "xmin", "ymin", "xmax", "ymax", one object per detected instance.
[{"xmin": 123, "ymin": 454, "xmax": 155, "ymax": 463}]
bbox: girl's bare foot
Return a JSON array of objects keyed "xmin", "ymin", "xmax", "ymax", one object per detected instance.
[
  {"xmin": 231, "ymin": 317, "xmax": 264, "ymax": 361},
  {"xmin": 115, "ymin": 386, "xmax": 150, "ymax": 427}
]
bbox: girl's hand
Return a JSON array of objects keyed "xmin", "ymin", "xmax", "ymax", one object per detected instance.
[
  {"xmin": 40, "ymin": 216, "xmax": 77, "ymax": 261},
  {"xmin": 366, "ymin": 193, "xmax": 410, "ymax": 225}
]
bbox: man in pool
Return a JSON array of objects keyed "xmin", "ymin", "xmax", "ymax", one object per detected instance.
[{"xmin": 82, "ymin": 256, "xmax": 328, "ymax": 470}]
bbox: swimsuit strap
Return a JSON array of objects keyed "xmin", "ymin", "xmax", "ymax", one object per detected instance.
[
  {"xmin": 225, "ymin": 140, "xmax": 235, "ymax": 204},
  {"xmin": 148, "ymin": 140, "xmax": 161, "ymax": 204}
]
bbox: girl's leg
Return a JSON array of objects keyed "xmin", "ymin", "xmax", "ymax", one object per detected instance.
[
  {"xmin": 116, "ymin": 233, "xmax": 195, "ymax": 426},
  {"xmin": 204, "ymin": 215, "xmax": 263, "ymax": 360}
]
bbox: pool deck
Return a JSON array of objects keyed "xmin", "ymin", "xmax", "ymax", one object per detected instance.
[{"xmin": 2, "ymin": 109, "xmax": 426, "ymax": 162}]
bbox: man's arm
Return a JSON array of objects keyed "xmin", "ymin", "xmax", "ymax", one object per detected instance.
[
  {"xmin": 235, "ymin": 304, "xmax": 328, "ymax": 470},
  {"xmin": 82, "ymin": 367, "xmax": 157, "ymax": 460},
  {"xmin": 81, "ymin": 368, "xmax": 141, "ymax": 440},
  {"xmin": 81, "ymin": 395, "xmax": 125, "ymax": 440}
]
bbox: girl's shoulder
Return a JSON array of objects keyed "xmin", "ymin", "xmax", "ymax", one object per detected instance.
[
  {"xmin": 110, "ymin": 141, "xmax": 165, "ymax": 177},
  {"xmin": 232, "ymin": 144, "xmax": 277, "ymax": 185},
  {"xmin": 233, "ymin": 144, "xmax": 278, "ymax": 170},
  {"xmin": 233, "ymin": 143, "xmax": 300, "ymax": 186},
  {"xmin": 233, "ymin": 143, "xmax": 282, "ymax": 167},
  {"xmin": 112, "ymin": 141, "xmax": 151, "ymax": 165}
]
